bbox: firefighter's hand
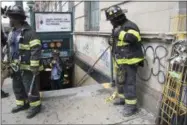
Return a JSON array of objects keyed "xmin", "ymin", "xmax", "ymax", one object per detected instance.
[
  {"xmin": 31, "ymin": 67, "xmax": 39, "ymax": 75},
  {"xmin": 113, "ymin": 26, "xmax": 121, "ymax": 38},
  {"xmin": 108, "ymin": 36, "xmax": 114, "ymax": 46}
]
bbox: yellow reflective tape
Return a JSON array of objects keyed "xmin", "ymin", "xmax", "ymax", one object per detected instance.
[
  {"xmin": 125, "ymin": 99, "xmax": 137, "ymax": 104},
  {"xmin": 29, "ymin": 39, "xmax": 41, "ymax": 47},
  {"xmin": 118, "ymin": 94, "xmax": 125, "ymax": 99},
  {"xmin": 117, "ymin": 40, "xmax": 129, "ymax": 46},
  {"xmin": 30, "ymin": 100, "xmax": 41, "ymax": 107},
  {"xmin": 16, "ymin": 100, "xmax": 24, "ymax": 106},
  {"xmin": 30, "ymin": 60, "xmax": 40, "ymax": 67},
  {"xmin": 20, "ymin": 64, "xmax": 30, "ymax": 70},
  {"xmin": 20, "ymin": 64, "xmax": 44, "ymax": 71},
  {"xmin": 118, "ymin": 31, "xmax": 126, "ymax": 41},
  {"xmin": 116, "ymin": 58, "xmax": 144, "ymax": 65},
  {"xmin": 13, "ymin": 59, "xmax": 19, "ymax": 64},
  {"xmin": 109, "ymin": 11, "xmax": 113, "ymax": 15},
  {"xmin": 19, "ymin": 44, "xmax": 30, "ymax": 50},
  {"xmin": 127, "ymin": 29, "xmax": 141, "ymax": 41}
]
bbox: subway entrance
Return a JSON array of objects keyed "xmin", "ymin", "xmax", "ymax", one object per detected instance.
[{"xmin": 31, "ymin": 12, "xmax": 74, "ymax": 91}]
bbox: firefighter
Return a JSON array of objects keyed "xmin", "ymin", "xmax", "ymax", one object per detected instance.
[
  {"xmin": 5, "ymin": 5, "xmax": 43, "ymax": 118},
  {"xmin": 105, "ymin": 5, "xmax": 144, "ymax": 116}
]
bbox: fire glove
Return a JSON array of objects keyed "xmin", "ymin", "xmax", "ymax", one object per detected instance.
[
  {"xmin": 108, "ymin": 36, "xmax": 114, "ymax": 46},
  {"xmin": 31, "ymin": 67, "xmax": 39, "ymax": 75},
  {"xmin": 113, "ymin": 26, "xmax": 122, "ymax": 39}
]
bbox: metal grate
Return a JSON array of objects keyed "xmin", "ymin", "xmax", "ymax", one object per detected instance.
[
  {"xmin": 157, "ymin": 36, "xmax": 187, "ymax": 125},
  {"xmin": 159, "ymin": 63, "xmax": 187, "ymax": 125}
]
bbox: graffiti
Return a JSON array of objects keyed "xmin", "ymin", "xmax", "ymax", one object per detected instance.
[
  {"xmin": 99, "ymin": 39, "xmax": 110, "ymax": 68},
  {"xmin": 100, "ymin": 48, "xmax": 110, "ymax": 68},
  {"xmin": 82, "ymin": 42, "xmax": 90, "ymax": 54},
  {"xmin": 137, "ymin": 45, "xmax": 169, "ymax": 84}
]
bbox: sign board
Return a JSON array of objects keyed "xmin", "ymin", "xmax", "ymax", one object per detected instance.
[{"xmin": 35, "ymin": 13, "xmax": 72, "ymax": 32}]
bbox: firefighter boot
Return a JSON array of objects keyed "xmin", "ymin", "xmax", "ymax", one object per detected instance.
[
  {"xmin": 1, "ymin": 90, "xmax": 9, "ymax": 98},
  {"xmin": 11, "ymin": 102, "xmax": 29, "ymax": 113},
  {"xmin": 113, "ymin": 98, "xmax": 125, "ymax": 105},
  {"xmin": 123, "ymin": 104, "xmax": 138, "ymax": 117},
  {"xmin": 113, "ymin": 84, "xmax": 125, "ymax": 105},
  {"xmin": 27, "ymin": 105, "xmax": 41, "ymax": 119}
]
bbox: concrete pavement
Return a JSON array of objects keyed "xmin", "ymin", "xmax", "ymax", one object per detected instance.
[{"xmin": 1, "ymin": 78, "xmax": 155, "ymax": 124}]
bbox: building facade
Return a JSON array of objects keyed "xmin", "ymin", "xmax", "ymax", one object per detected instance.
[
  {"xmin": 33, "ymin": 1, "xmax": 69, "ymax": 12},
  {"xmin": 72, "ymin": 1, "xmax": 187, "ymax": 115}
]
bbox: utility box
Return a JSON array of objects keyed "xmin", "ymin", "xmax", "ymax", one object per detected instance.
[{"xmin": 32, "ymin": 12, "xmax": 74, "ymax": 91}]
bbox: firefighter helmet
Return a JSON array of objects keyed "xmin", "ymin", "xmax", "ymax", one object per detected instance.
[
  {"xmin": 6, "ymin": 5, "xmax": 26, "ymax": 18},
  {"xmin": 105, "ymin": 5, "xmax": 123, "ymax": 20},
  {"xmin": 105, "ymin": 5, "xmax": 126, "ymax": 27}
]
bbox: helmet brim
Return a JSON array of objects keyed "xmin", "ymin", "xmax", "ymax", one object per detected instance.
[{"xmin": 7, "ymin": 12, "xmax": 27, "ymax": 18}]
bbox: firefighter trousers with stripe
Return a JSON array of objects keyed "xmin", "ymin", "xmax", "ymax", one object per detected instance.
[
  {"xmin": 12, "ymin": 70, "xmax": 41, "ymax": 107},
  {"xmin": 116, "ymin": 64, "xmax": 138, "ymax": 105}
]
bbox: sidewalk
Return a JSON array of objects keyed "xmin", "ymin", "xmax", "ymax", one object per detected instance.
[{"xmin": 1, "ymin": 78, "xmax": 155, "ymax": 124}]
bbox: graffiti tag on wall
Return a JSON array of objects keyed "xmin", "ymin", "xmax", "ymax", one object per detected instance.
[
  {"xmin": 100, "ymin": 48, "xmax": 110, "ymax": 68},
  {"xmin": 82, "ymin": 42, "xmax": 90, "ymax": 54},
  {"xmin": 137, "ymin": 45, "xmax": 169, "ymax": 84},
  {"xmin": 75, "ymin": 36, "xmax": 111, "ymax": 77}
]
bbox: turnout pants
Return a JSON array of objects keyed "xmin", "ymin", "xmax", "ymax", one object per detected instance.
[
  {"xmin": 116, "ymin": 64, "xmax": 138, "ymax": 106},
  {"xmin": 12, "ymin": 70, "xmax": 41, "ymax": 107}
]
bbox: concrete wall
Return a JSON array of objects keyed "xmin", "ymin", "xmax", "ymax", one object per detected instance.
[
  {"xmin": 73, "ymin": 64, "xmax": 97, "ymax": 86},
  {"xmin": 73, "ymin": 1, "xmax": 183, "ymax": 115},
  {"xmin": 100, "ymin": 1, "xmax": 179, "ymax": 32},
  {"xmin": 74, "ymin": 2, "xmax": 85, "ymax": 32},
  {"xmin": 74, "ymin": 35, "xmax": 111, "ymax": 77},
  {"xmin": 74, "ymin": 1, "xmax": 179, "ymax": 32}
]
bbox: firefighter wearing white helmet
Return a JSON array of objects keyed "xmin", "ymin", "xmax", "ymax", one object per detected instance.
[{"xmin": 105, "ymin": 5, "xmax": 144, "ymax": 116}]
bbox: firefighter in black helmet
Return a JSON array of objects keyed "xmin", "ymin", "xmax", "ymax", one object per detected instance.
[
  {"xmin": 105, "ymin": 5, "xmax": 144, "ymax": 116},
  {"xmin": 5, "ymin": 5, "xmax": 43, "ymax": 118}
]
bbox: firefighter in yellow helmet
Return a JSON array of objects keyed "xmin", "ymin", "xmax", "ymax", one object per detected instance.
[
  {"xmin": 105, "ymin": 5, "xmax": 144, "ymax": 116},
  {"xmin": 5, "ymin": 5, "xmax": 43, "ymax": 118}
]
